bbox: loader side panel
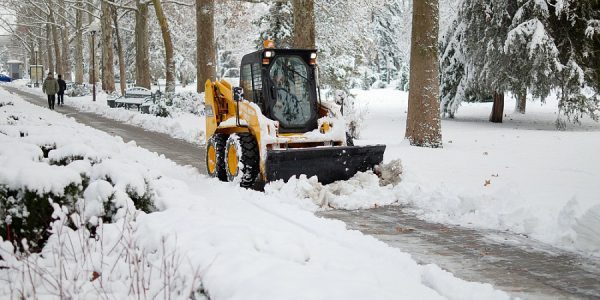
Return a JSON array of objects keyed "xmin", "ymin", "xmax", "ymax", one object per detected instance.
[{"xmin": 204, "ymin": 80, "xmax": 218, "ymax": 142}]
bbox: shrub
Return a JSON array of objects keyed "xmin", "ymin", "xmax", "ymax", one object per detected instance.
[{"xmin": 0, "ymin": 182, "xmax": 81, "ymax": 252}]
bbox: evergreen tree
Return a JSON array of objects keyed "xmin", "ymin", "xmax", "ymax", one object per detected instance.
[
  {"xmin": 439, "ymin": 20, "xmax": 467, "ymax": 118},
  {"xmin": 256, "ymin": 0, "xmax": 294, "ymax": 48},
  {"xmin": 372, "ymin": 0, "xmax": 405, "ymax": 87},
  {"xmin": 441, "ymin": 0, "xmax": 512, "ymax": 121},
  {"xmin": 504, "ymin": 0, "xmax": 560, "ymax": 112},
  {"xmin": 547, "ymin": 0, "xmax": 600, "ymax": 124},
  {"xmin": 441, "ymin": 0, "xmax": 600, "ymax": 125}
]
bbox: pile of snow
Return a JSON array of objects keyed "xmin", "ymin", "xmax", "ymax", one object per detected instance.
[{"xmin": 0, "ymin": 88, "xmax": 512, "ymax": 298}]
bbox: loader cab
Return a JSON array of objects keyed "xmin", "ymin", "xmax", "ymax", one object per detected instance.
[{"xmin": 239, "ymin": 48, "xmax": 319, "ymax": 133}]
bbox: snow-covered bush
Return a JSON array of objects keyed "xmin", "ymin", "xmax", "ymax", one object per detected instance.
[
  {"xmin": 65, "ymin": 84, "xmax": 93, "ymax": 97},
  {"xmin": 0, "ymin": 111, "xmax": 157, "ymax": 251},
  {"xmin": 0, "ymin": 181, "xmax": 81, "ymax": 251},
  {"xmin": 169, "ymin": 91, "xmax": 204, "ymax": 116},
  {"xmin": 150, "ymin": 93, "xmax": 171, "ymax": 118},
  {"xmin": 320, "ymin": 55, "xmax": 356, "ymax": 93},
  {"xmin": 148, "ymin": 91, "xmax": 204, "ymax": 118}
]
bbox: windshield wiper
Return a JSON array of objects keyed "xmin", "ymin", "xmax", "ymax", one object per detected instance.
[{"xmin": 282, "ymin": 63, "xmax": 308, "ymax": 81}]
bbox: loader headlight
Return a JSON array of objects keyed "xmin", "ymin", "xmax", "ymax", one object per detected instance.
[
  {"xmin": 264, "ymin": 51, "xmax": 274, "ymax": 58},
  {"xmin": 309, "ymin": 52, "xmax": 317, "ymax": 65}
]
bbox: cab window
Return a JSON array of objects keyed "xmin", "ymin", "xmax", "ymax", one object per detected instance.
[
  {"xmin": 251, "ymin": 63, "xmax": 263, "ymax": 104},
  {"xmin": 240, "ymin": 64, "xmax": 253, "ymax": 102}
]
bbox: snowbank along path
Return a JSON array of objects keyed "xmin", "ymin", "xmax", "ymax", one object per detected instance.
[
  {"xmin": 1, "ymin": 85, "xmax": 205, "ymax": 171},
  {"xmin": 4, "ymin": 85, "xmax": 600, "ymax": 299},
  {"xmin": 1, "ymin": 85, "xmax": 515, "ymax": 299}
]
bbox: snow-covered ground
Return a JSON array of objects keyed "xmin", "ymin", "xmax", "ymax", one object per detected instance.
[
  {"xmin": 269, "ymin": 88, "xmax": 600, "ymax": 256},
  {"xmin": 0, "ymin": 87, "xmax": 511, "ymax": 299},
  {"xmin": 360, "ymin": 89, "xmax": 600, "ymax": 256},
  {"xmin": 9, "ymin": 81, "xmax": 600, "ymax": 257},
  {"xmin": 9, "ymin": 80, "xmax": 205, "ymax": 144}
]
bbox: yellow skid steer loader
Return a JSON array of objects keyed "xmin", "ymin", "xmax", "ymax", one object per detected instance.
[{"xmin": 204, "ymin": 42, "xmax": 386, "ymax": 188}]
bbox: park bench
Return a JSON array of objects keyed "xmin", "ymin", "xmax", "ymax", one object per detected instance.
[{"xmin": 107, "ymin": 87, "xmax": 154, "ymax": 111}]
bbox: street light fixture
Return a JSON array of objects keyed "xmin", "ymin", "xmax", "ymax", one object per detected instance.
[{"xmin": 34, "ymin": 46, "xmax": 39, "ymax": 87}]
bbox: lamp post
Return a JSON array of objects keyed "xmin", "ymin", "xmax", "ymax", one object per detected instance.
[
  {"xmin": 90, "ymin": 29, "xmax": 97, "ymax": 102},
  {"xmin": 34, "ymin": 46, "xmax": 39, "ymax": 87}
]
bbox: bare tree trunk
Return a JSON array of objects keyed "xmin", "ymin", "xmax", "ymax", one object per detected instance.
[
  {"xmin": 152, "ymin": 0, "xmax": 176, "ymax": 94},
  {"xmin": 405, "ymin": 0, "xmax": 442, "ymax": 148},
  {"xmin": 292, "ymin": 0, "xmax": 315, "ymax": 48},
  {"xmin": 135, "ymin": 0, "xmax": 151, "ymax": 89},
  {"xmin": 100, "ymin": 1, "xmax": 115, "ymax": 92},
  {"xmin": 74, "ymin": 0, "xmax": 84, "ymax": 84},
  {"xmin": 48, "ymin": 1, "xmax": 63, "ymax": 76},
  {"xmin": 39, "ymin": 25, "xmax": 46, "ymax": 72},
  {"xmin": 490, "ymin": 91, "xmax": 505, "ymax": 123},
  {"xmin": 196, "ymin": 0, "xmax": 216, "ymax": 93},
  {"xmin": 46, "ymin": 22, "xmax": 54, "ymax": 74},
  {"xmin": 88, "ymin": 3, "xmax": 97, "ymax": 85},
  {"xmin": 516, "ymin": 90, "xmax": 526, "ymax": 114},
  {"xmin": 112, "ymin": 9, "xmax": 126, "ymax": 95},
  {"xmin": 59, "ymin": 0, "xmax": 71, "ymax": 80}
]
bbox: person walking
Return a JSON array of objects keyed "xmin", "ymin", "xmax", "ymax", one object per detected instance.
[
  {"xmin": 57, "ymin": 74, "xmax": 67, "ymax": 106},
  {"xmin": 42, "ymin": 72, "xmax": 59, "ymax": 110}
]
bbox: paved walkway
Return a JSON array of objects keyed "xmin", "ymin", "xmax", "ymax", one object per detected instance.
[{"xmin": 4, "ymin": 85, "xmax": 600, "ymax": 300}]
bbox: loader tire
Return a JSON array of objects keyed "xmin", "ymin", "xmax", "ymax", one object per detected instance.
[
  {"xmin": 206, "ymin": 133, "xmax": 228, "ymax": 181},
  {"xmin": 225, "ymin": 133, "xmax": 259, "ymax": 188}
]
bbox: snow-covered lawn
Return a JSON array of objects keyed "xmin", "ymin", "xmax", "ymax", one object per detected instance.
[
  {"xmin": 0, "ymin": 87, "xmax": 511, "ymax": 299},
  {"xmin": 356, "ymin": 89, "xmax": 600, "ymax": 256},
  {"xmin": 9, "ymin": 80, "xmax": 600, "ymax": 257}
]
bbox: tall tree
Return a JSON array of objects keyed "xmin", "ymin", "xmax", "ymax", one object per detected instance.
[
  {"xmin": 74, "ymin": 0, "xmax": 84, "ymax": 84},
  {"xmin": 112, "ymin": 8, "xmax": 126, "ymax": 95},
  {"xmin": 196, "ymin": 0, "xmax": 216, "ymax": 93},
  {"xmin": 292, "ymin": 0, "xmax": 315, "ymax": 48},
  {"xmin": 405, "ymin": 0, "xmax": 442, "ymax": 147},
  {"xmin": 88, "ymin": 2, "xmax": 97, "ymax": 85},
  {"xmin": 135, "ymin": 0, "xmax": 151, "ymax": 88},
  {"xmin": 58, "ymin": 0, "xmax": 71, "ymax": 80},
  {"xmin": 101, "ymin": 0, "xmax": 115, "ymax": 92},
  {"xmin": 48, "ymin": 0, "xmax": 63, "ymax": 76},
  {"xmin": 152, "ymin": 0, "xmax": 176, "ymax": 94},
  {"xmin": 442, "ymin": 0, "xmax": 598, "ymax": 125},
  {"xmin": 372, "ymin": 0, "xmax": 405, "ymax": 86},
  {"xmin": 257, "ymin": 0, "xmax": 293, "ymax": 48},
  {"xmin": 46, "ymin": 21, "xmax": 54, "ymax": 74}
]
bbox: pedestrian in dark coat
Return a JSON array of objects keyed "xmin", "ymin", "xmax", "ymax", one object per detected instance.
[
  {"xmin": 42, "ymin": 73, "xmax": 59, "ymax": 110},
  {"xmin": 57, "ymin": 74, "xmax": 67, "ymax": 106}
]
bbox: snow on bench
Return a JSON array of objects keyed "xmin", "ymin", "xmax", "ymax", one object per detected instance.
[{"xmin": 108, "ymin": 87, "xmax": 154, "ymax": 111}]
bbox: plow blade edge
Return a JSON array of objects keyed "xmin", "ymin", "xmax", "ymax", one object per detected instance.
[{"xmin": 265, "ymin": 145, "xmax": 386, "ymax": 184}]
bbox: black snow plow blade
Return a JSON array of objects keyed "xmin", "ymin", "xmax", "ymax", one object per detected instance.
[{"xmin": 265, "ymin": 145, "xmax": 386, "ymax": 184}]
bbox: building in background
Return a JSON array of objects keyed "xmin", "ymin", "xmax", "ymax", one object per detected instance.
[{"xmin": 7, "ymin": 59, "xmax": 23, "ymax": 79}]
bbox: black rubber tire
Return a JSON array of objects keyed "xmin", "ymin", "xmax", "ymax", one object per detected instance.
[
  {"xmin": 206, "ymin": 133, "xmax": 228, "ymax": 181},
  {"xmin": 225, "ymin": 133, "xmax": 260, "ymax": 188}
]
